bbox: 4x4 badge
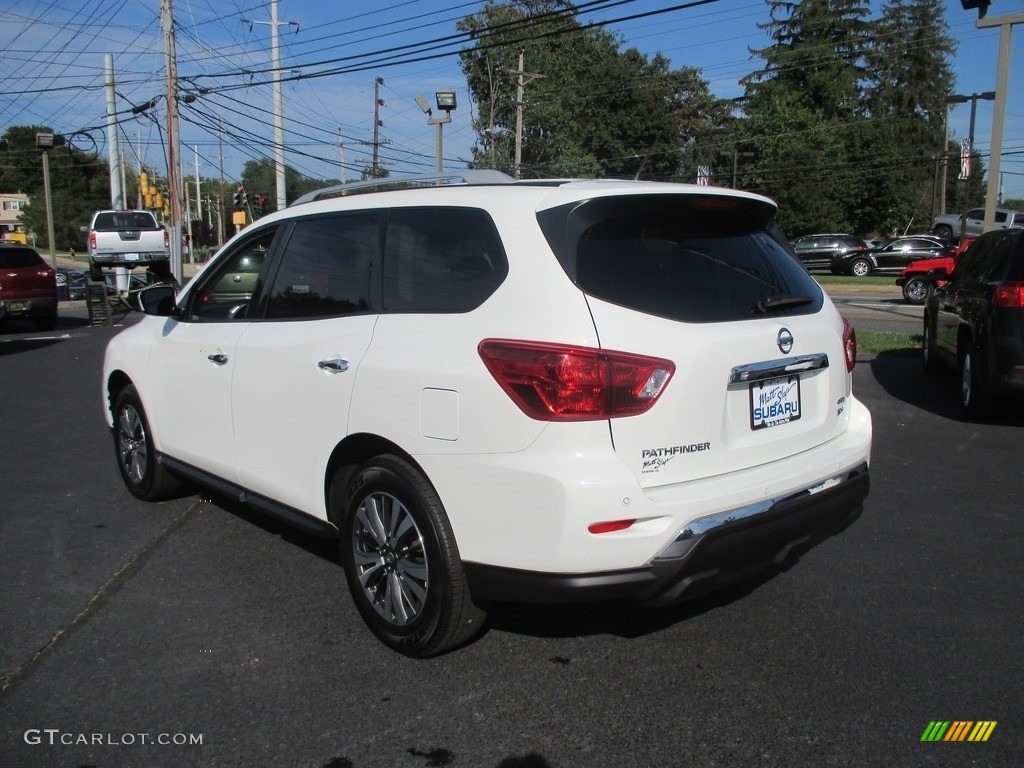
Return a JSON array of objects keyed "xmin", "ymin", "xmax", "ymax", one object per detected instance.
[{"xmin": 777, "ymin": 327, "xmax": 794, "ymax": 354}]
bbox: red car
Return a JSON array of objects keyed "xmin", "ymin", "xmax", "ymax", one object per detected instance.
[
  {"xmin": 0, "ymin": 244, "xmax": 58, "ymax": 330},
  {"xmin": 895, "ymin": 237, "xmax": 974, "ymax": 304}
]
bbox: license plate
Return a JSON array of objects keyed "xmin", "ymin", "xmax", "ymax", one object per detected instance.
[
  {"xmin": 749, "ymin": 375, "xmax": 801, "ymax": 430},
  {"xmin": 124, "ymin": 253, "xmax": 140, "ymax": 261},
  {"xmin": 7, "ymin": 301, "xmax": 27, "ymax": 312}
]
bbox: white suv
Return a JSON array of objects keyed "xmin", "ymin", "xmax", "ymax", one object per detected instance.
[{"xmin": 103, "ymin": 172, "xmax": 872, "ymax": 656}]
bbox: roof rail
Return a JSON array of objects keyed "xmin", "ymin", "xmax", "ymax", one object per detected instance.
[{"xmin": 290, "ymin": 170, "xmax": 517, "ymax": 206}]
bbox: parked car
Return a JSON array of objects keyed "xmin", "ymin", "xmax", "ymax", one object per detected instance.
[
  {"xmin": 84, "ymin": 209, "xmax": 170, "ymax": 281},
  {"xmin": 895, "ymin": 238, "xmax": 974, "ymax": 304},
  {"xmin": 931, "ymin": 207, "xmax": 1024, "ymax": 241},
  {"xmin": 0, "ymin": 243, "xmax": 58, "ymax": 330},
  {"xmin": 831, "ymin": 235, "xmax": 955, "ymax": 277},
  {"xmin": 790, "ymin": 233, "xmax": 868, "ymax": 273},
  {"xmin": 923, "ymin": 228, "xmax": 1024, "ymax": 417},
  {"xmin": 56, "ymin": 267, "xmax": 88, "ymax": 301},
  {"xmin": 103, "ymin": 172, "xmax": 872, "ymax": 656}
]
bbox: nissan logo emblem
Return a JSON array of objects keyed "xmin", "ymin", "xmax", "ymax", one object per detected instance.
[{"xmin": 777, "ymin": 327, "xmax": 794, "ymax": 354}]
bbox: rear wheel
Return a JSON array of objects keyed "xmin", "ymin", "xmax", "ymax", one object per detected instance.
[
  {"xmin": 933, "ymin": 224, "xmax": 954, "ymax": 241},
  {"xmin": 850, "ymin": 258, "xmax": 872, "ymax": 277},
  {"xmin": 112, "ymin": 385, "xmax": 184, "ymax": 500},
  {"xmin": 959, "ymin": 344, "xmax": 990, "ymax": 419},
  {"xmin": 334, "ymin": 455, "xmax": 485, "ymax": 657},
  {"xmin": 35, "ymin": 310, "xmax": 58, "ymax": 331},
  {"xmin": 902, "ymin": 276, "xmax": 929, "ymax": 305}
]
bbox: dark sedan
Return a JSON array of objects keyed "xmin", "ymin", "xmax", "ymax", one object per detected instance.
[
  {"xmin": 791, "ymin": 233, "xmax": 868, "ymax": 273},
  {"xmin": 831, "ymin": 235, "xmax": 954, "ymax": 277}
]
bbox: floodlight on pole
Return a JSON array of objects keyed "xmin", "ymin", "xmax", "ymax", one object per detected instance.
[{"xmin": 417, "ymin": 89, "xmax": 457, "ymax": 174}]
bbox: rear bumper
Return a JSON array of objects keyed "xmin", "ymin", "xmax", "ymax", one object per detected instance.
[
  {"xmin": 464, "ymin": 464, "xmax": 869, "ymax": 605},
  {"xmin": 90, "ymin": 254, "xmax": 169, "ymax": 266}
]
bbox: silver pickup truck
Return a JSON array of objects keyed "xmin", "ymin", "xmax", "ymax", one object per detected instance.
[
  {"xmin": 85, "ymin": 210, "xmax": 170, "ymax": 279},
  {"xmin": 931, "ymin": 207, "xmax": 1024, "ymax": 241}
]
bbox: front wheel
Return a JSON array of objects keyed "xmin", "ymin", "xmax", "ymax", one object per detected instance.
[
  {"xmin": 334, "ymin": 455, "xmax": 486, "ymax": 657},
  {"xmin": 922, "ymin": 318, "xmax": 940, "ymax": 374},
  {"xmin": 850, "ymin": 258, "xmax": 872, "ymax": 277},
  {"xmin": 933, "ymin": 224, "xmax": 953, "ymax": 241},
  {"xmin": 112, "ymin": 385, "xmax": 184, "ymax": 500},
  {"xmin": 902, "ymin": 276, "xmax": 929, "ymax": 305}
]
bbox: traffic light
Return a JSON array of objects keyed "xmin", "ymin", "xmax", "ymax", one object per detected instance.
[
  {"xmin": 259, "ymin": 196, "xmax": 268, "ymax": 214},
  {"xmin": 233, "ymin": 186, "xmax": 245, "ymax": 209},
  {"xmin": 961, "ymin": 0, "xmax": 991, "ymax": 19}
]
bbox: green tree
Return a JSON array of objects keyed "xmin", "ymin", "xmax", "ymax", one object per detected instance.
[
  {"xmin": 457, "ymin": 0, "xmax": 720, "ymax": 179},
  {"xmin": 866, "ymin": 0, "xmax": 956, "ymax": 227},
  {"xmin": 239, "ymin": 157, "xmax": 321, "ymax": 212},
  {"xmin": 1, "ymin": 125, "xmax": 110, "ymax": 249},
  {"xmin": 738, "ymin": 0, "xmax": 878, "ymax": 235}
]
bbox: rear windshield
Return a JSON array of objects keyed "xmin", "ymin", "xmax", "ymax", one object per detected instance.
[
  {"xmin": 538, "ymin": 194, "xmax": 823, "ymax": 323},
  {"xmin": 0, "ymin": 247, "xmax": 46, "ymax": 268},
  {"xmin": 93, "ymin": 212, "xmax": 159, "ymax": 230}
]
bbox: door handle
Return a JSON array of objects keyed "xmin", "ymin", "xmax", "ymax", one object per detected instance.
[
  {"xmin": 208, "ymin": 353, "xmax": 229, "ymax": 365},
  {"xmin": 317, "ymin": 358, "xmax": 349, "ymax": 373}
]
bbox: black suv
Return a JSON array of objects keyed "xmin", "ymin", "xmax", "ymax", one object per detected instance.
[{"xmin": 923, "ymin": 228, "xmax": 1024, "ymax": 417}]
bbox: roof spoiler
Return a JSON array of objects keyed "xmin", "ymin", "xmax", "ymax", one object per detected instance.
[{"xmin": 290, "ymin": 170, "xmax": 517, "ymax": 206}]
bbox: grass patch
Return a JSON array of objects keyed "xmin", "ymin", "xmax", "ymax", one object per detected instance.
[
  {"xmin": 814, "ymin": 275, "xmax": 894, "ymax": 287},
  {"xmin": 856, "ymin": 329, "xmax": 921, "ymax": 357}
]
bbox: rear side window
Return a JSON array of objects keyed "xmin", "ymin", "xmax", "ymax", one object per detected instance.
[
  {"xmin": 0, "ymin": 248, "xmax": 45, "ymax": 268},
  {"xmin": 383, "ymin": 208, "xmax": 507, "ymax": 313},
  {"xmin": 265, "ymin": 214, "xmax": 378, "ymax": 319},
  {"xmin": 539, "ymin": 194, "xmax": 823, "ymax": 323}
]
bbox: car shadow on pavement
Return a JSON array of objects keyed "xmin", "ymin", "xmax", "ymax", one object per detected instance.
[{"xmin": 868, "ymin": 350, "xmax": 1024, "ymax": 426}]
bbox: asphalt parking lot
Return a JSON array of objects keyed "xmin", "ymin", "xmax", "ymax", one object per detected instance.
[{"xmin": 0, "ymin": 303, "xmax": 1021, "ymax": 768}]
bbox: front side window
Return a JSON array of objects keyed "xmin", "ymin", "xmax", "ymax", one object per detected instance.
[
  {"xmin": 187, "ymin": 228, "xmax": 277, "ymax": 320},
  {"xmin": 264, "ymin": 214, "xmax": 378, "ymax": 319}
]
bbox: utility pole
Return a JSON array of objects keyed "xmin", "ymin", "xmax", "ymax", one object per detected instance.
[
  {"xmin": 104, "ymin": 54, "xmax": 123, "ymax": 209},
  {"xmin": 977, "ymin": 12, "xmax": 1023, "ymax": 233},
  {"xmin": 372, "ymin": 77, "xmax": 384, "ymax": 177},
  {"xmin": 218, "ymin": 117, "xmax": 226, "ymax": 246},
  {"xmin": 339, "ymin": 124, "xmax": 346, "ymax": 182},
  {"xmin": 509, "ymin": 50, "xmax": 543, "ymax": 179},
  {"xmin": 162, "ymin": 0, "xmax": 183, "ymax": 283},
  {"xmin": 243, "ymin": 2, "xmax": 298, "ymax": 210}
]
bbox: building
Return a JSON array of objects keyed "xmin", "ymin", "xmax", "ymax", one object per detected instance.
[{"xmin": 0, "ymin": 192, "xmax": 29, "ymax": 243}]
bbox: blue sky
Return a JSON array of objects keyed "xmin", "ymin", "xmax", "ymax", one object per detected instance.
[{"xmin": 1, "ymin": 0, "xmax": 1022, "ymax": 202}]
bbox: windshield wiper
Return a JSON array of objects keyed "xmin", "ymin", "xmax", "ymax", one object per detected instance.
[{"xmin": 753, "ymin": 294, "xmax": 814, "ymax": 313}]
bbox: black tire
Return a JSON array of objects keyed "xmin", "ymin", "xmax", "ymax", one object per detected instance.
[
  {"xmin": 959, "ymin": 343, "xmax": 989, "ymax": 419},
  {"xmin": 933, "ymin": 224, "xmax": 954, "ymax": 241},
  {"xmin": 902, "ymin": 276, "xmax": 929, "ymax": 305},
  {"xmin": 89, "ymin": 261, "xmax": 103, "ymax": 282},
  {"xmin": 850, "ymin": 258, "xmax": 872, "ymax": 277},
  {"xmin": 922, "ymin": 316, "xmax": 940, "ymax": 375},
  {"xmin": 333, "ymin": 455, "xmax": 486, "ymax": 657},
  {"xmin": 112, "ymin": 384, "xmax": 184, "ymax": 501}
]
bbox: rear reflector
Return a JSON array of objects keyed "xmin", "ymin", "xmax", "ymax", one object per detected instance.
[
  {"xmin": 478, "ymin": 339, "xmax": 674, "ymax": 421},
  {"xmin": 842, "ymin": 320, "xmax": 857, "ymax": 372},
  {"xmin": 588, "ymin": 519, "xmax": 636, "ymax": 534}
]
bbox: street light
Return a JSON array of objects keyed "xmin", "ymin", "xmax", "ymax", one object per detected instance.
[
  {"xmin": 35, "ymin": 132, "xmax": 64, "ymax": 272},
  {"xmin": 416, "ymin": 90, "xmax": 457, "ymax": 174}
]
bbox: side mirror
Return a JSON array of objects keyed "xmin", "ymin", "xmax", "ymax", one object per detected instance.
[
  {"xmin": 80, "ymin": 225, "xmax": 89, "ymax": 233},
  {"xmin": 138, "ymin": 284, "xmax": 178, "ymax": 317}
]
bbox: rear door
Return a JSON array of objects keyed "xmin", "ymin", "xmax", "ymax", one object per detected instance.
[{"xmin": 552, "ymin": 194, "xmax": 850, "ymax": 487}]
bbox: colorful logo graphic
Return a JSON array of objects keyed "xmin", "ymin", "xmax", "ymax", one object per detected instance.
[{"xmin": 921, "ymin": 721, "xmax": 997, "ymax": 742}]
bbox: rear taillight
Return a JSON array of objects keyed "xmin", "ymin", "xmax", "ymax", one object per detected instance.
[
  {"xmin": 993, "ymin": 282, "xmax": 1024, "ymax": 308},
  {"xmin": 842, "ymin": 319, "xmax": 857, "ymax": 372},
  {"xmin": 163, "ymin": 230, "xmax": 170, "ymax": 252},
  {"xmin": 478, "ymin": 339, "xmax": 675, "ymax": 421},
  {"xmin": 88, "ymin": 231, "xmax": 97, "ymax": 254}
]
